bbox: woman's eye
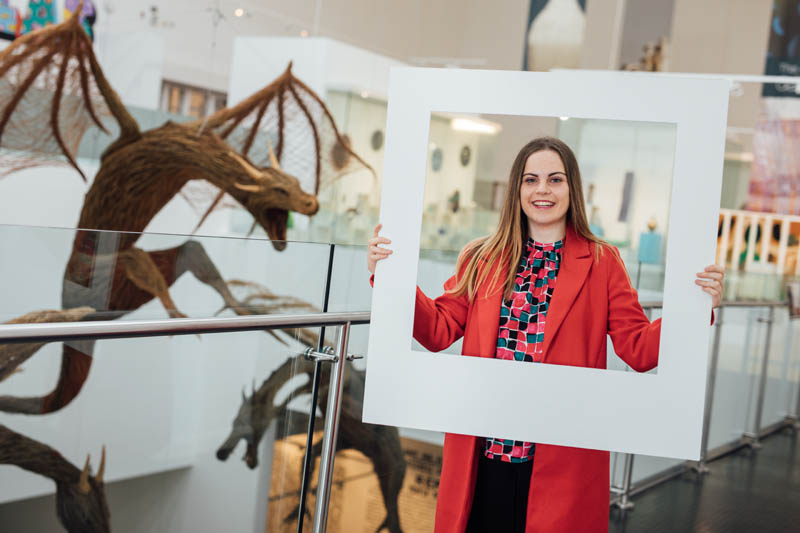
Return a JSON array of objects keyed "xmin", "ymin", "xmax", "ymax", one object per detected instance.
[{"xmin": 551, "ymin": 177, "xmax": 563, "ymax": 183}]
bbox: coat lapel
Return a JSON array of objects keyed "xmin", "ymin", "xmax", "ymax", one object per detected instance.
[{"xmin": 542, "ymin": 225, "xmax": 593, "ymax": 361}]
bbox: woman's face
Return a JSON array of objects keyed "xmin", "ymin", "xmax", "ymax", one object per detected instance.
[{"xmin": 519, "ymin": 149, "xmax": 570, "ymax": 232}]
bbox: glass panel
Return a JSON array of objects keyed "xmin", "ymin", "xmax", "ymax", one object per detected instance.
[
  {"xmin": 0, "ymin": 225, "xmax": 330, "ymax": 322},
  {"xmin": 0, "ymin": 227, "xmax": 332, "ymax": 532},
  {"xmin": 759, "ymin": 307, "xmax": 795, "ymax": 429},
  {"xmin": 0, "ymin": 329, "xmax": 319, "ymax": 532},
  {"xmin": 324, "ymin": 246, "xmax": 443, "ymax": 531},
  {"xmin": 706, "ymin": 306, "xmax": 768, "ymax": 451}
]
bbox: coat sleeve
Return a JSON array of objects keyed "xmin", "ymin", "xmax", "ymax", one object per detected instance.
[
  {"xmin": 412, "ymin": 276, "xmax": 469, "ymax": 352},
  {"xmin": 369, "ymin": 273, "xmax": 469, "ymax": 353},
  {"xmin": 606, "ymin": 249, "xmax": 661, "ymax": 373}
]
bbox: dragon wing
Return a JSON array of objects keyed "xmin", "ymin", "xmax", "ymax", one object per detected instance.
[
  {"xmin": 0, "ymin": 10, "xmax": 139, "ymax": 181},
  {"xmin": 191, "ymin": 62, "xmax": 375, "ymax": 197}
]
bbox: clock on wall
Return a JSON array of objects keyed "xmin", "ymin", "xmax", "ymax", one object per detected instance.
[
  {"xmin": 460, "ymin": 145, "xmax": 471, "ymax": 167},
  {"xmin": 431, "ymin": 147, "xmax": 443, "ymax": 172},
  {"xmin": 371, "ymin": 129, "xmax": 384, "ymax": 151}
]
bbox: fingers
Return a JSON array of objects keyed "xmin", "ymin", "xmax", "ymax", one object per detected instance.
[
  {"xmin": 697, "ymin": 264, "xmax": 724, "ymax": 283},
  {"xmin": 696, "ymin": 271, "xmax": 723, "ymax": 281},
  {"xmin": 368, "ymin": 236, "xmax": 392, "ymax": 246},
  {"xmin": 695, "ymin": 275, "xmax": 723, "ymax": 308},
  {"xmin": 369, "ymin": 246, "xmax": 393, "ymax": 257},
  {"xmin": 373, "ymin": 223, "xmax": 383, "ymax": 238},
  {"xmin": 694, "ymin": 279, "xmax": 721, "ymax": 289},
  {"xmin": 698, "ymin": 264, "xmax": 724, "ymax": 275}
]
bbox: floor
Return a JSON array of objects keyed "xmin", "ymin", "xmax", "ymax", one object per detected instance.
[{"xmin": 609, "ymin": 428, "xmax": 800, "ymax": 533}]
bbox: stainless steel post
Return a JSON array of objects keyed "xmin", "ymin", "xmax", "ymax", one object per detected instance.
[
  {"xmin": 794, "ymin": 370, "xmax": 800, "ymax": 430},
  {"xmin": 616, "ymin": 453, "xmax": 635, "ymax": 511},
  {"xmin": 696, "ymin": 306, "xmax": 724, "ymax": 473},
  {"xmin": 746, "ymin": 306, "xmax": 775, "ymax": 448},
  {"xmin": 612, "ymin": 308, "xmax": 645, "ymax": 510},
  {"xmin": 312, "ymin": 322, "xmax": 350, "ymax": 533}
]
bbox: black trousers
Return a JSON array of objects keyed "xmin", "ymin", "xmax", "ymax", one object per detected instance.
[{"xmin": 465, "ymin": 454, "xmax": 533, "ymax": 533}]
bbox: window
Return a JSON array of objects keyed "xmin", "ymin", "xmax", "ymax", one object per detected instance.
[{"xmin": 160, "ymin": 80, "xmax": 227, "ymax": 118}]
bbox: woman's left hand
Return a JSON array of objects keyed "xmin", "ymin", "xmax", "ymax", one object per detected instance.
[{"xmin": 695, "ymin": 264, "xmax": 725, "ymax": 309}]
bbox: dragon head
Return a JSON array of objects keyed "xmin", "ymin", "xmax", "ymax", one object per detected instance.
[
  {"xmin": 216, "ymin": 384, "xmax": 277, "ymax": 469},
  {"xmin": 227, "ymin": 146, "xmax": 318, "ymax": 250}
]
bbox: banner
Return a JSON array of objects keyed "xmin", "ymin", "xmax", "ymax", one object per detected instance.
[{"xmin": 764, "ymin": 0, "xmax": 800, "ymax": 97}]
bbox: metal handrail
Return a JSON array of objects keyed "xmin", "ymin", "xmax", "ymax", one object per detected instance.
[
  {"xmin": 0, "ymin": 300, "xmax": 785, "ymax": 344},
  {"xmin": 0, "ymin": 311, "xmax": 371, "ymax": 343}
]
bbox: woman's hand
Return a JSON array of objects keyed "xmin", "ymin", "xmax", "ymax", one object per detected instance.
[
  {"xmin": 367, "ymin": 224, "xmax": 393, "ymax": 275},
  {"xmin": 695, "ymin": 264, "xmax": 725, "ymax": 308}
]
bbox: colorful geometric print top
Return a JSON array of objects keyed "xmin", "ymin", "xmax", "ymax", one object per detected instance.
[{"xmin": 484, "ymin": 238, "xmax": 563, "ymax": 463}]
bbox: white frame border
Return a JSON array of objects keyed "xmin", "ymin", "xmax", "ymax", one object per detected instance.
[{"xmin": 364, "ymin": 68, "xmax": 729, "ymax": 459}]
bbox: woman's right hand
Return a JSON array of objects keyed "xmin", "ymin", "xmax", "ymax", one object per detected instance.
[{"xmin": 367, "ymin": 223, "xmax": 393, "ymax": 275}]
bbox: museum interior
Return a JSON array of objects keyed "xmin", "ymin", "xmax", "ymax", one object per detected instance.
[{"xmin": 0, "ymin": 1, "xmax": 799, "ymax": 532}]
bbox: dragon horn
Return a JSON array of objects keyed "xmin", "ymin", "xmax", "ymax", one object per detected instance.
[
  {"xmin": 70, "ymin": 0, "xmax": 85, "ymax": 20},
  {"xmin": 95, "ymin": 446, "xmax": 106, "ymax": 484},
  {"xmin": 78, "ymin": 454, "xmax": 92, "ymax": 494},
  {"xmin": 267, "ymin": 140, "xmax": 281, "ymax": 171},
  {"xmin": 233, "ymin": 183, "xmax": 261, "ymax": 192}
]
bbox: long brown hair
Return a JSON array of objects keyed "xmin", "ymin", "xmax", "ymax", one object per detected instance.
[{"xmin": 449, "ymin": 136, "xmax": 609, "ymax": 300}]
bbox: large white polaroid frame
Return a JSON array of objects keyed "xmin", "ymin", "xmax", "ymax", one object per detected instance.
[{"xmin": 363, "ymin": 68, "xmax": 729, "ymax": 460}]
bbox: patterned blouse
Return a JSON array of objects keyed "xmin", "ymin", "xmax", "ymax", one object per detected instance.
[{"xmin": 484, "ymin": 238, "xmax": 564, "ymax": 463}]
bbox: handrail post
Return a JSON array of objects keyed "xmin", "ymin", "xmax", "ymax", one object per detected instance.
[
  {"xmin": 614, "ymin": 453, "xmax": 635, "ymax": 511},
  {"xmin": 696, "ymin": 306, "xmax": 724, "ymax": 473},
  {"xmin": 794, "ymin": 371, "xmax": 800, "ymax": 431},
  {"xmin": 312, "ymin": 322, "xmax": 351, "ymax": 533},
  {"xmin": 297, "ymin": 244, "xmax": 336, "ymax": 533},
  {"xmin": 744, "ymin": 306, "xmax": 775, "ymax": 448}
]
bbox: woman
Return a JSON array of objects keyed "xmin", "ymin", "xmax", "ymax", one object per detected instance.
[{"xmin": 367, "ymin": 137, "xmax": 724, "ymax": 533}]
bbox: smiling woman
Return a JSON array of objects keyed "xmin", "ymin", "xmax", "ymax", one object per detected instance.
[{"xmin": 366, "ymin": 135, "xmax": 725, "ymax": 533}]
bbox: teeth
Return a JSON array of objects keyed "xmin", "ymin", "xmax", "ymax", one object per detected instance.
[{"xmin": 533, "ymin": 201, "xmax": 554, "ymax": 206}]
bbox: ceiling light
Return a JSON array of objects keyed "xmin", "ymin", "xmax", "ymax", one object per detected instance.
[
  {"xmin": 450, "ymin": 117, "xmax": 500, "ymax": 135},
  {"xmin": 560, "ymin": 116, "xmax": 569, "ymax": 121},
  {"xmin": 360, "ymin": 90, "xmax": 369, "ymax": 98},
  {"xmin": 234, "ymin": 8, "xmax": 244, "ymax": 17}
]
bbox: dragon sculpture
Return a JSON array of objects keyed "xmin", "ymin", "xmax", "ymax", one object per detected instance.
[
  {"xmin": 0, "ymin": 9, "xmax": 406, "ymax": 533},
  {"xmin": 0, "ymin": 10, "xmax": 371, "ymax": 415},
  {"xmin": 215, "ymin": 280, "xmax": 406, "ymax": 532},
  {"xmin": 216, "ymin": 344, "xmax": 405, "ymax": 533}
]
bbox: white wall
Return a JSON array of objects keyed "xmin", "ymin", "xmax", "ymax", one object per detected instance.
[{"xmin": 94, "ymin": 29, "xmax": 164, "ymax": 110}]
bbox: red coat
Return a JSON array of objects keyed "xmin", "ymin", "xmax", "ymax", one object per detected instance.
[{"xmin": 412, "ymin": 225, "xmax": 662, "ymax": 533}]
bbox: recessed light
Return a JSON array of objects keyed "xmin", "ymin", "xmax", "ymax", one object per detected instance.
[{"xmin": 234, "ymin": 8, "xmax": 244, "ymax": 17}]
